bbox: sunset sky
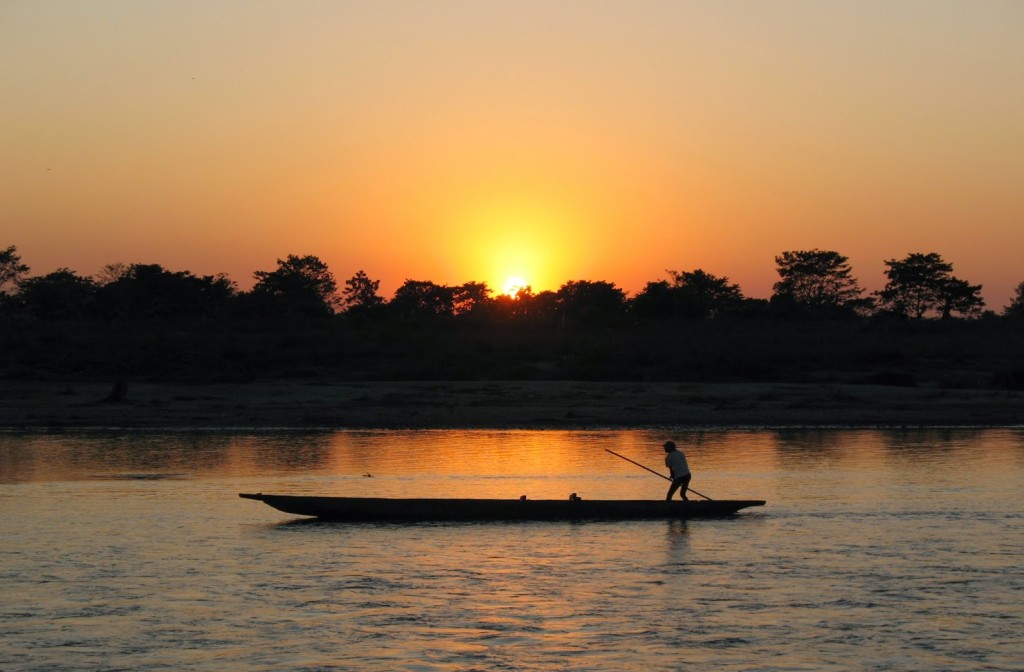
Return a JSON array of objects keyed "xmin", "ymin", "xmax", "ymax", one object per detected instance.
[{"xmin": 3, "ymin": 1, "xmax": 1022, "ymax": 305}]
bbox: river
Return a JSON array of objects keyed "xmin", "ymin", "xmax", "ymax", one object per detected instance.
[{"xmin": 1, "ymin": 428, "xmax": 1022, "ymax": 670}]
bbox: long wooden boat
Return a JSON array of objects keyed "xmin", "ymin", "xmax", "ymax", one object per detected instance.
[{"xmin": 239, "ymin": 492, "xmax": 765, "ymax": 522}]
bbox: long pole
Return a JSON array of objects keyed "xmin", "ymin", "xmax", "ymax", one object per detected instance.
[{"xmin": 604, "ymin": 448, "xmax": 713, "ymax": 500}]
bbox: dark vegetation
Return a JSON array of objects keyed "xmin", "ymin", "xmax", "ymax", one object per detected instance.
[{"xmin": 3, "ymin": 245, "xmax": 1024, "ymax": 389}]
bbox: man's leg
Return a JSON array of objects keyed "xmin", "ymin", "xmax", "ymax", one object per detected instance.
[{"xmin": 666, "ymin": 480, "xmax": 680, "ymax": 501}]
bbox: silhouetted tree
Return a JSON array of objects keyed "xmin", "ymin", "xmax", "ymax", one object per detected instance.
[
  {"xmin": 250, "ymin": 254, "xmax": 338, "ymax": 318},
  {"xmin": 669, "ymin": 269, "xmax": 744, "ymax": 318},
  {"xmin": 772, "ymin": 250, "xmax": 865, "ymax": 317},
  {"xmin": 388, "ymin": 280, "xmax": 454, "ymax": 318},
  {"xmin": 95, "ymin": 263, "xmax": 237, "ymax": 319},
  {"xmin": 937, "ymin": 277, "xmax": 985, "ymax": 319},
  {"xmin": 452, "ymin": 281, "xmax": 492, "ymax": 316},
  {"xmin": 876, "ymin": 253, "xmax": 982, "ymax": 319},
  {"xmin": 491, "ymin": 285, "xmax": 534, "ymax": 320},
  {"xmin": 876, "ymin": 253, "xmax": 950, "ymax": 318},
  {"xmin": 1004, "ymin": 282, "xmax": 1024, "ymax": 320},
  {"xmin": 630, "ymin": 280, "xmax": 675, "ymax": 320},
  {"xmin": 18, "ymin": 269, "xmax": 98, "ymax": 319},
  {"xmin": 531, "ymin": 290, "xmax": 560, "ymax": 322},
  {"xmin": 94, "ymin": 262, "xmax": 130, "ymax": 286},
  {"xmin": 386, "ymin": 280, "xmax": 493, "ymax": 318},
  {"xmin": 632, "ymin": 270, "xmax": 743, "ymax": 320},
  {"xmin": 340, "ymin": 270, "xmax": 384, "ymax": 315},
  {"xmin": 556, "ymin": 280, "xmax": 627, "ymax": 325},
  {"xmin": 0, "ymin": 245, "xmax": 29, "ymax": 295}
]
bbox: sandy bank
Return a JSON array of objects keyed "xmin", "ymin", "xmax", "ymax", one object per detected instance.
[{"xmin": 2, "ymin": 380, "xmax": 1023, "ymax": 430}]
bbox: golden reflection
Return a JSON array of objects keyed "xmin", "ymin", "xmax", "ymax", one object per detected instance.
[{"xmin": 8, "ymin": 430, "xmax": 1021, "ymax": 504}]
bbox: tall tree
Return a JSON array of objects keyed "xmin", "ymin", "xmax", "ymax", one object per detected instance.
[
  {"xmin": 937, "ymin": 277, "xmax": 985, "ymax": 319},
  {"xmin": 340, "ymin": 270, "xmax": 383, "ymax": 315},
  {"xmin": 876, "ymin": 252, "xmax": 982, "ymax": 319},
  {"xmin": 1004, "ymin": 281, "xmax": 1024, "ymax": 320},
  {"xmin": 0, "ymin": 245, "xmax": 30, "ymax": 295},
  {"xmin": 772, "ymin": 249, "xmax": 864, "ymax": 316},
  {"xmin": 251, "ymin": 254, "xmax": 338, "ymax": 317}
]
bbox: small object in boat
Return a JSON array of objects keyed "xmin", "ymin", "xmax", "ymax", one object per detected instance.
[
  {"xmin": 363, "ymin": 473, "xmax": 372, "ymax": 478},
  {"xmin": 569, "ymin": 493, "xmax": 581, "ymax": 501},
  {"xmin": 520, "ymin": 495, "xmax": 527, "ymax": 501}
]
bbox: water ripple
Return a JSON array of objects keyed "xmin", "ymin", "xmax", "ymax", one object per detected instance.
[{"xmin": 2, "ymin": 428, "xmax": 1024, "ymax": 670}]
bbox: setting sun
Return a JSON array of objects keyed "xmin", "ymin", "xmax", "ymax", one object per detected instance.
[
  {"xmin": 453, "ymin": 195, "xmax": 593, "ymax": 298},
  {"xmin": 3, "ymin": 2, "xmax": 1023, "ymax": 309},
  {"xmin": 502, "ymin": 276, "xmax": 529, "ymax": 298}
]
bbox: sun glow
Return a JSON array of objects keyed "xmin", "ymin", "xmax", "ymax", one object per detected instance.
[
  {"xmin": 452, "ymin": 194, "xmax": 589, "ymax": 297},
  {"xmin": 502, "ymin": 276, "xmax": 529, "ymax": 298}
]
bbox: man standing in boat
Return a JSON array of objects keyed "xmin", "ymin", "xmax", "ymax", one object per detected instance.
[{"xmin": 663, "ymin": 440, "xmax": 691, "ymax": 501}]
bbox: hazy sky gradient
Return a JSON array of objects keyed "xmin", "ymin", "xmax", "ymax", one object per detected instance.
[{"xmin": 3, "ymin": 1, "xmax": 1022, "ymax": 304}]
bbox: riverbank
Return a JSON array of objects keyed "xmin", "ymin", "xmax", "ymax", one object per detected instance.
[{"xmin": 2, "ymin": 380, "xmax": 1023, "ymax": 429}]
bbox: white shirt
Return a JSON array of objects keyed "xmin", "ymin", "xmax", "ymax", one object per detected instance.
[{"xmin": 665, "ymin": 450, "xmax": 690, "ymax": 478}]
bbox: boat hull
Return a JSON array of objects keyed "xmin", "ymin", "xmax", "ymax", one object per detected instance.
[{"xmin": 239, "ymin": 493, "xmax": 765, "ymax": 521}]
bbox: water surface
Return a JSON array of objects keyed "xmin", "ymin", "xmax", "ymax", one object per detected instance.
[{"xmin": 2, "ymin": 428, "xmax": 1022, "ymax": 670}]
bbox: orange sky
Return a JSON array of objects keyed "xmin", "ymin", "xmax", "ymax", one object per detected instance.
[{"xmin": 2, "ymin": 2, "xmax": 1023, "ymax": 305}]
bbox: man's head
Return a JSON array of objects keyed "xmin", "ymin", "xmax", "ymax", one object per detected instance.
[{"xmin": 663, "ymin": 440, "xmax": 676, "ymax": 452}]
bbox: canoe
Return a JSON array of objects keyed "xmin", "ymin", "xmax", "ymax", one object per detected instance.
[{"xmin": 239, "ymin": 492, "xmax": 765, "ymax": 522}]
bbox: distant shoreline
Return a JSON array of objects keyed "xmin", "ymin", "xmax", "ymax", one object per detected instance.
[{"xmin": 2, "ymin": 380, "xmax": 1023, "ymax": 430}]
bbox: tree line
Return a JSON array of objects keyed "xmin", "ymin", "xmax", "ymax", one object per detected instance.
[{"xmin": 2, "ymin": 244, "xmax": 1023, "ymax": 323}]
